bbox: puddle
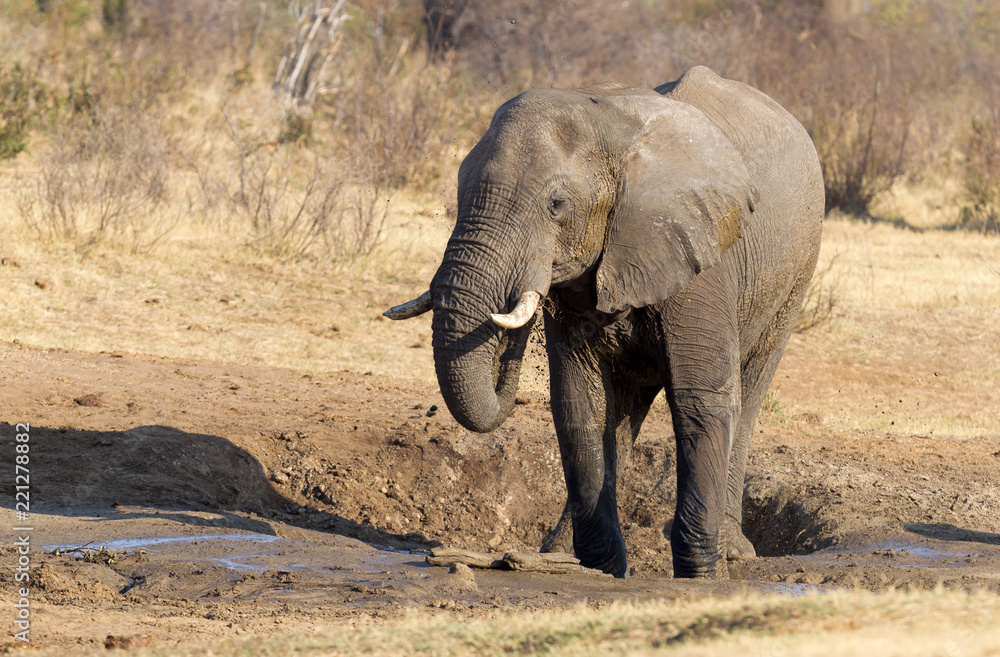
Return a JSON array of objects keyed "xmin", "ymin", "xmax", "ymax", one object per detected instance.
[
  {"xmin": 870, "ymin": 543, "xmax": 978, "ymax": 560},
  {"xmin": 815, "ymin": 540, "xmax": 976, "ymax": 559},
  {"xmin": 203, "ymin": 555, "xmax": 283, "ymax": 572},
  {"xmin": 852, "ymin": 541, "xmax": 974, "ymax": 559},
  {"xmin": 766, "ymin": 582, "xmax": 833, "ymax": 596},
  {"xmin": 46, "ymin": 534, "xmax": 302, "ymax": 573},
  {"xmin": 202, "ymin": 555, "xmax": 362, "ymax": 573},
  {"xmin": 45, "ymin": 533, "xmax": 283, "ymax": 554},
  {"xmin": 45, "ymin": 533, "xmax": 429, "ymax": 577},
  {"xmin": 797, "ymin": 540, "xmax": 982, "ymax": 569}
]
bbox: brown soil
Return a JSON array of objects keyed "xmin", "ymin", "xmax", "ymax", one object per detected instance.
[{"xmin": 2, "ymin": 342, "xmax": 1000, "ymax": 651}]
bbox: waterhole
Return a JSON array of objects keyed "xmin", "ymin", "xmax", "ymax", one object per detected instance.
[{"xmin": 742, "ymin": 484, "xmax": 835, "ymax": 557}]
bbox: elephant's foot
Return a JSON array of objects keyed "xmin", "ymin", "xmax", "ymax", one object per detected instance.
[
  {"xmin": 577, "ymin": 548, "xmax": 629, "ymax": 578},
  {"xmin": 671, "ymin": 549, "xmax": 720, "ymax": 578},
  {"xmin": 573, "ymin": 527, "xmax": 629, "ymax": 577},
  {"xmin": 723, "ymin": 518, "xmax": 757, "ymax": 561},
  {"xmin": 571, "ymin": 515, "xmax": 629, "ymax": 578},
  {"xmin": 671, "ymin": 529, "xmax": 721, "ymax": 578}
]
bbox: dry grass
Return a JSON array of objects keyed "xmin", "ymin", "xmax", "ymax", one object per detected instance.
[
  {"xmin": 0, "ymin": 188, "xmax": 450, "ymax": 380},
  {"xmin": 24, "ymin": 588, "xmax": 1000, "ymax": 656},
  {"xmin": 775, "ymin": 214, "xmax": 1000, "ymax": 439}
]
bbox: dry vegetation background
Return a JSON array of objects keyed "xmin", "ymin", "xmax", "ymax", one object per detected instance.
[
  {"xmin": 2, "ymin": 1, "xmax": 1000, "ymax": 654},
  {"xmin": 1, "ymin": 0, "xmax": 999, "ymax": 251},
  {"xmin": 1, "ymin": 0, "xmax": 998, "ymax": 415},
  {"xmin": 0, "ymin": 0, "xmax": 999, "ymax": 429}
]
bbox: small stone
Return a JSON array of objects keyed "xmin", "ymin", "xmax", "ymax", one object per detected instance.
[
  {"xmin": 105, "ymin": 635, "xmax": 153, "ymax": 649},
  {"xmin": 74, "ymin": 394, "xmax": 103, "ymax": 407},
  {"xmin": 449, "ymin": 563, "xmax": 473, "ymax": 576}
]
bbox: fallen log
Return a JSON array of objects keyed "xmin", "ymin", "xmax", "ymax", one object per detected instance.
[
  {"xmin": 426, "ymin": 547, "xmax": 611, "ymax": 576},
  {"xmin": 426, "ymin": 547, "xmax": 505, "ymax": 569}
]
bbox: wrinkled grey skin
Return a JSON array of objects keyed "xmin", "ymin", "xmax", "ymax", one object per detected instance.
[{"xmin": 416, "ymin": 66, "xmax": 823, "ymax": 578}]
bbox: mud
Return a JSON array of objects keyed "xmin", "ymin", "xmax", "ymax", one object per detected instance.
[{"xmin": 2, "ymin": 343, "xmax": 1000, "ymax": 650}]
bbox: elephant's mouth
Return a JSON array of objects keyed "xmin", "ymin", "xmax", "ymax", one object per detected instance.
[{"xmin": 492, "ymin": 318, "xmax": 532, "ymax": 390}]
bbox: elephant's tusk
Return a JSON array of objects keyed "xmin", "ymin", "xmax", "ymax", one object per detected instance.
[
  {"xmin": 383, "ymin": 290, "xmax": 432, "ymax": 320},
  {"xmin": 490, "ymin": 291, "xmax": 541, "ymax": 329}
]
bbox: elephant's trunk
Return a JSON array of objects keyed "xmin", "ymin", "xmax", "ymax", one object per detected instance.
[
  {"xmin": 432, "ymin": 306, "xmax": 535, "ymax": 433},
  {"xmin": 430, "ymin": 226, "xmax": 546, "ymax": 433}
]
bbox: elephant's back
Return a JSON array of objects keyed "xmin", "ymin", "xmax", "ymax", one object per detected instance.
[
  {"xmin": 656, "ymin": 67, "xmax": 824, "ymax": 350},
  {"xmin": 655, "ymin": 66, "xmax": 823, "ymax": 220}
]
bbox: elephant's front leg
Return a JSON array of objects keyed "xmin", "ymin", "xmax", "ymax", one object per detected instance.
[
  {"xmin": 669, "ymin": 383, "xmax": 739, "ymax": 577},
  {"xmin": 544, "ymin": 313, "xmax": 627, "ymax": 577},
  {"xmin": 660, "ymin": 295, "xmax": 741, "ymax": 578}
]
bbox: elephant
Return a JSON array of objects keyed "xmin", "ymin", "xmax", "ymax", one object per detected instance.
[{"xmin": 385, "ymin": 66, "xmax": 824, "ymax": 578}]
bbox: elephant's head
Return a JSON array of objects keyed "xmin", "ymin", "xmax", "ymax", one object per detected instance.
[{"xmin": 386, "ymin": 83, "xmax": 756, "ymax": 433}]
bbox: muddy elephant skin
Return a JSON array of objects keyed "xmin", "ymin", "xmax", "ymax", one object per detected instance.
[{"xmin": 386, "ymin": 66, "xmax": 824, "ymax": 578}]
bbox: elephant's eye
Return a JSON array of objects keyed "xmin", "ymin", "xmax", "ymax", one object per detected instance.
[{"xmin": 547, "ymin": 196, "xmax": 567, "ymax": 216}]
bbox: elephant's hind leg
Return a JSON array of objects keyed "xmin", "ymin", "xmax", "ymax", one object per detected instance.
[{"xmin": 727, "ymin": 273, "xmax": 814, "ymax": 560}]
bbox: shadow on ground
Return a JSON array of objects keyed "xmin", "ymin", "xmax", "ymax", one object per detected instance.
[
  {"xmin": 905, "ymin": 523, "xmax": 1000, "ymax": 546},
  {"xmin": 0, "ymin": 422, "xmax": 439, "ymax": 551}
]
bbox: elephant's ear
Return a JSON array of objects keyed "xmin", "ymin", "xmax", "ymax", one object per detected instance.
[{"xmin": 595, "ymin": 100, "xmax": 756, "ymax": 314}]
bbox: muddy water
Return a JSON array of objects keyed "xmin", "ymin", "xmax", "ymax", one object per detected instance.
[
  {"xmin": 738, "ymin": 534, "xmax": 1000, "ymax": 592},
  {"xmin": 45, "ymin": 525, "xmax": 1000, "ymax": 608},
  {"xmin": 12, "ymin": 507, "xmax": 1000, "ymax": 650}
]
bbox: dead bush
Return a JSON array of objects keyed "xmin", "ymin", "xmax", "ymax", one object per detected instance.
[
  {"xmin": 423, "ymin": 0, "xmax": 469, "ymax": 60},
  {"xmin": 813, "ymin": 77, "xmax": 910, "ymax": 217},
  {"xmin": 415, "ymin": 1, "xmax": 766, "ymax": 90},
  {"xmin": 343, "ymin": 161, "xmax": 391, "ymax": 258},
  {"xmin": 418, "ymin": 0, "xmax": 667, "ymax": 86},
  {"xmin": 747, "ymin": 13, "xmax": 913, "ymax": 218},
  {"xmin": 116, "ymin": 0, "xmax": 258, "ymax": 83},
  {"xmin": 0, "ymin": 63, "xmax": 37, "ymax": 159},
  {"xmin": 223, "ymin": 104, "xmax": 389, "ymax": 260},
  {"xmin": 174, "ymin": 137, "xmax": 233, "ymax": 230},
  {"xmin": 275, "ymin": 0, "xmax": 467, "ymax": 190},
  {"xmin": 795, "ymin": 248, "xmax": 844, "ymax": 334},
  {"xmin": 273, "ymin": 0, "xmax": 349, "ymax": 108},
  {"xmin": 959, "ymin": 55, "xmax": 1000, "ymax": 236},
  {"xmin": 17, "ymin": 104, "xmax": 177, "ymax": 252},
  {"xmin": 960, "ymin": 117, "xmax": 1000, "ymax": 235},
  {"xmin": 236, "ymin": 147, "xmax": 351, "ymax": 259},
  {"xmin": 335, "ymin": 62, "xmax": 460, "ymax": 189},
  {"xmin": 21, "ymin": 0, "xmax": 270, "ymax": 118}
]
